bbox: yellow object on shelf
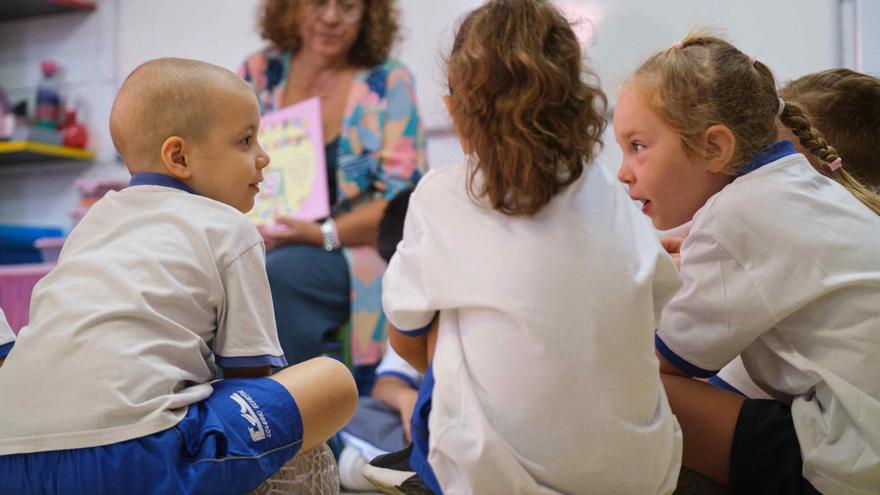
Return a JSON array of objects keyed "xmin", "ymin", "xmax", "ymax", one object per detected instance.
[{"xmin": 0, "ymin": 140, "xmax": 95, "ymax": 164}]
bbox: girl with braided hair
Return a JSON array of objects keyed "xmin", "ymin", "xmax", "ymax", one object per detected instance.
[{"xmin": 615, "ymin": 33, "xmax": 880, "ymax": 495}]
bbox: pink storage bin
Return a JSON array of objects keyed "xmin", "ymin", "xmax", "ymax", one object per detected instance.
[{"xmin": 33, "ymin": 237, "xmax": 65, "ymax": 263}]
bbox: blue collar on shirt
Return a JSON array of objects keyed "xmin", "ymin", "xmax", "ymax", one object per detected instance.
[
  {"xmin": 735, "ymin": 140, "xmax": 797, "ymax": 178},
  {"xmin": 128, "ymin": 172, "xmax": 196, "ymax": 194}
]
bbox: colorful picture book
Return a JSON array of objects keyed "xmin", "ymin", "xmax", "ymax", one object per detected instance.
[{"xmin": 248, "ymin": 97, "xmax": 329, "ymax": 225}]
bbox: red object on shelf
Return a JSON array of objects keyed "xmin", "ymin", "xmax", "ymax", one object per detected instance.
[{"xmin": 59, "ymin": 108, "xmax": 88, "ymax": 148}]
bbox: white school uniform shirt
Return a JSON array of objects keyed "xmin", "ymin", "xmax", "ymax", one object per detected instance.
[
  {"xmin": 656, "ymin": 145, "xmax": 880, "ymax": 495},
  {"xmin": 383, "ymin": 162, "xmax": 683, "ymax": 494},
  {"xmin": 0, "ymin": 178, "xmax": 285, "ymax": 455},
  {"xmin": 0, "ymin": 308, "xmax": 14, "ymax": 359}
]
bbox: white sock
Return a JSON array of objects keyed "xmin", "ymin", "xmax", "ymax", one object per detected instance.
[{"xmin": 338, "ymin": 445, "xmax": 375, "ymax": 492}]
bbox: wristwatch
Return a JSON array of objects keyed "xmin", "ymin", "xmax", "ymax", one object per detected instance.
[{"xmin": 320, "ymin": 218, "xmax": 341, "ymax": 251}]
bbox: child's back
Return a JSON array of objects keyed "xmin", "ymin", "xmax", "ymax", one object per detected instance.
[
  {"xmin": 0, "ymin": 185, "xmax": 276, "ymax": 452},
  {"xmin": 385, "ymin": 160, "xmax": 682, "ymax": 493}
]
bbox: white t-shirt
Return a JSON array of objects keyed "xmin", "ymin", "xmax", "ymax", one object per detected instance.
[
  {"xmin": 0, "ymin": 308, "xmax": 14, "ymax": 359},
  {"xmin": 383, "ymin": 162, "xmax": 683, "ymax": 494},
  {"xmin": 0, "ymin": 184, "xmax": 285, "ymax": 454},
  {"xmin": 657, "ymin": 153, "xmax": 880, "ymax": 495}
]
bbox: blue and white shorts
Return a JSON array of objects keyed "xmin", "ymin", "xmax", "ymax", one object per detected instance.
[{"xmin": 0, "ymin": 377, "xmax": 303, "ymax": 495}]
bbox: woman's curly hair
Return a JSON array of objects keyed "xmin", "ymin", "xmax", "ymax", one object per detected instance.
[
  {"xmin": 447, "ymin": 0, "xmax": 607, "ymax": 216},
  {"xmin": 258, "ymin": 0, "xmax": 400, "ymax": 68}
]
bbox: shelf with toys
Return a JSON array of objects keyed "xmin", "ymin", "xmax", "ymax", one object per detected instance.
[
  {"xmin": 0, "ymin": 59, "xmax": 93, "ymax": 166},
  {"xmin": 0, "ymin": 0, "xmax": 96, "ymax": 21},
  {"xmin": 0, "ymin": 140, "xmax": 94, "ymax": 165}
]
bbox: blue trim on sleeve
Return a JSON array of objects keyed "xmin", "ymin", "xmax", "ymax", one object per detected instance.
[
  {"xmin": 655, "ymin": 333, "xmax": 718, "ymax": 378},
  {"xmin": 736, "ymin": 140, "xmax": 797, "ymax": 177},
  {"xmin": 0, "ymin": 341, "xmax": 13, "ymax": 358},
  {"xmin": 375, "ymin": 371, "xmax": 419, "ymax": 390},
  {"xmin": 215, "ymin": 354, "xmax": 288, "ymax": 368},
  {"xmin": 395, "ymin": 323, "xmax": 431, "ymax": 337},
  {"xmin": 129, "ymin": 173, "xmax": 196, "ymax": 194},
  {"xmin": 708, "ymin": 375, "xmax": 746, "ymax": 397}
]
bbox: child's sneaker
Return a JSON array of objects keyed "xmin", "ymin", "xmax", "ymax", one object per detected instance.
[
  {"xmin": 337, "ymin": 445, "xmax": 375, "ymax": 491},
  {"xmin": 250, "ymin": 442, "xmax": 339, "ymax": 495},
  {"xmin": 361, "ymin": 443, "xmax": 434, "ymax": 495}
]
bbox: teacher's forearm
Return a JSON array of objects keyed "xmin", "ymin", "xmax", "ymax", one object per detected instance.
[{"xmin": 335, "ymin": 199, "xmax": 388, "ymax": 246}]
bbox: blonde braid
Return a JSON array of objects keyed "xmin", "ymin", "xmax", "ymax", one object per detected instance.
[
  {"xmin": 780, "ymin": 99, "xmax": 880, "ymax": 215},
  {"xmin": 779, "ymin": 100, "xmax": 839, "ymax": 163}
]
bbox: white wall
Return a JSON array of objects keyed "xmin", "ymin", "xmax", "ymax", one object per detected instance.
[
  {"xmin": 0, "ymin": 0, "xmax": 124, "ymax": 228},
  {"xmin": 856, "ymin": 0, "xmax": 880, "ymax": 74},
  {"xmin": 0, "ymin": 0, "xmax": 873, "ymax": 230}
]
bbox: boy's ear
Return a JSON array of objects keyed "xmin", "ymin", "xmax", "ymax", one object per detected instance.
[
  {"xmin": 160, "ymin": 136, "xmax": 191, "ymax": 179},
  {"xmin": 702, "ymin": 124, "xmax": 736, "ymax": 173}
]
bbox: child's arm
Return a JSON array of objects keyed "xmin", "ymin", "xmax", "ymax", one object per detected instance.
[
  {"xmin": 656, "ymin": 349, "xmax": 689, "ymax": 376},
  {"xmin": 388, "ymin": 315, "xmax": 438, "ymax": 374}
]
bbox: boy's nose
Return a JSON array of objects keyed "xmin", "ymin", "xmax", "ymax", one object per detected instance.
[{"xmin": 257, "ymin": 149, "xmax": 270, "ymax": 169}]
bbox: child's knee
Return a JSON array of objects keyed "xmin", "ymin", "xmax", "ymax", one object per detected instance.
[{"xmin": 311, "ymin": 356, "xmax": 358, "ymax": 407}]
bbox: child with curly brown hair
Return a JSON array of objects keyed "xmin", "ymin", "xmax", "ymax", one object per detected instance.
[
  {"xmin": 369, "ymin": 1, "xmax": 685, "ymax": 493},
  {"xmin": 615, "ymin": 34, "xmax": 880, "ymax": 494}
]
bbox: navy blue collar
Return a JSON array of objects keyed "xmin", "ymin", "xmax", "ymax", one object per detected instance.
[
  {"xmin": 128, "ymin": 172, "xmax": 196, "ymax": 194},
  {"xmin": 736, "ymin": 140, "xmax": 797, "ymax": 178}
]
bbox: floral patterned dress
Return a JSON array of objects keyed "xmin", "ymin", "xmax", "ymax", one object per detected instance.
[{"xmin": 240, "ymin": 48, "xmax": 426, "ymax": 366}]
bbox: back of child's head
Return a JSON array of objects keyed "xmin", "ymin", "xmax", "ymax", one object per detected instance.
[
  {"xmin": 446, "ymin": 0, "xmax": 607, "ymax": 216},
  {"xmin": 781, "ymin": 68, "xmax": 880, "ymax": 190},
  {"xmin": 109, "ymin": 57, "xmax": 252, "ymax": 174},
  {"xmin": 630, "ymin": 32, "xmax": 880, "ymax": 215},
  {"xmin": 377, "ymin": 187, "xmax": 413, "ymax": 263}
]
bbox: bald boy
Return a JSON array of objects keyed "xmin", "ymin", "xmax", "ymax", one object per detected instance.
[{"xmin": 0, "ymin": 58, "xmax": 356, "ymax": 495}]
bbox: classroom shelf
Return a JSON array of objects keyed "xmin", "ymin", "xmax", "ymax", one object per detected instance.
[
  {"xmin": 0, "ymin": 0, "xmax": 96, "ymax": 21},
  {"xmin": 0, "ymin": 140, "xmax": 94, "ymax": 164}
]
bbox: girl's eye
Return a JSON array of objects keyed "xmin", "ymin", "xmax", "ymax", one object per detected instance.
[
  {"xmin": 242, "ymin": 135, "xmax": 252, "ymax": 146},
  {"xmin": 632, "ymin": 142, "xmax": 645, "ymax": 153}
]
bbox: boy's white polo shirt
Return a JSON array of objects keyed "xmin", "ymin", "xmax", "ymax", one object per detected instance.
[
  {"xmin": 0, "ymin": 308, "xmax": 14, "ymax": 358},
  {"xmin": 0, "ymin": 179, "xmax": 285, "ymax": 454},
  {"xmin": 383, "ymin": 162, "xmax": 683, "ymax": 494},
  {"xmin": 657, "ymin": 151, "xmax": 880, "ymax": 495}
]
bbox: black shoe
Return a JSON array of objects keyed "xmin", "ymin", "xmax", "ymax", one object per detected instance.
[{"xmin": 362, "ymin": 443, "xmax": 434, "ymax": 494}]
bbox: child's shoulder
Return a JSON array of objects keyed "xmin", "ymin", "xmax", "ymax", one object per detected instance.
[
  {"xmin": 412, "ymin": 164, "xmax": 468, "ymax": 198},
  {"xmin": 695, "ymin": 154, "xmax": 808, "ymax": 224},
  {"xmin": 110, "ymin": 187, "xmax": 262, "ymax": 250}
]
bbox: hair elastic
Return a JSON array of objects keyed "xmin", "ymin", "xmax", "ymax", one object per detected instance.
[
  {"xmin": 672, "ymin": 41, "xmax": 683, "ymax": 49},
  {"xmin": 827, "ymin": 157, "xmax": 843, "ymax": 172},
  {"xmin": 748, "ymin": 55, "xmax": 756, "ymax": 65},
  {"xmin": 776, "ymin": 97, "xmax": 785, "ymax": 118}
]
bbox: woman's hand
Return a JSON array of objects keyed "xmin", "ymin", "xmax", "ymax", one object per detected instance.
[{"xmin": 258, "ymin": 216, "xmax": 322, "ymax": 250}]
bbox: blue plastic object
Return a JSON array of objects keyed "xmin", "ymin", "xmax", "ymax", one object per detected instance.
[{"xmin": 0, "ymin": 225, "xmax": 64, "ymax": 264}]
